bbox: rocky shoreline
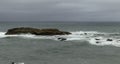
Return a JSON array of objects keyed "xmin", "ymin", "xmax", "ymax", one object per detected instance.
[{"xmin": 5, "ymin": 27, "xmax": 71, "ymax": 35}]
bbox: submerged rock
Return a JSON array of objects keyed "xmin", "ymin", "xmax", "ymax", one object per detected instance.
[
  {"xmin": 95, "ymin": 38, "xmax": 100, "ymax": 40},
  {"xmin": 58, "ymin": 37, "xmax": 67, "ymax": 41},
  {"xmin": 96, "ymin": 41, "xmax": 100, "ymax": 43},
  {"xmin": 107, "ymin": 39, "xmax": 113, "ymax": 41},
  {"xmin": 11, "ymin": 62, "xmax": 24, "ymax": 64},
  {"xmin": 5, "ymin": 27, "xmax": 71, "ymax": 35}
]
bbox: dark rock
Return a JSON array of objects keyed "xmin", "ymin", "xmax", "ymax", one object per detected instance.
[
  {"xmin": 11, "ymin": 62, "xmax": 24, "ymax": 64},
  {"xmin": 58, "ymin": 37, "xmax": 67, "ymax": 41},
  {"xmin": 11, "ymin": 62, "xmax": 15, "ymax": 64},
  {"xmin": 96, "ymin": 42, "xmax": 100, "ymax": 43},
  {"xmin": 5, "ymin": 27, "xmax": 71, "ymax": 35},
  {"xmin": 107, "ymin": 39, "xmax": 113, "ymax": 41},
  {"xmin": 84, "ymin": 33, "xmax": 87, "ymax": 35},
  {"xmin": 95, "ymin": 38, "xmax": 100, "ymax": 40}
]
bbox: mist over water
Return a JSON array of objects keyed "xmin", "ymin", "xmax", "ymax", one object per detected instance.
[{"xmin": 0, "ymin": 22, "xmax": 120, "ymax": 64}]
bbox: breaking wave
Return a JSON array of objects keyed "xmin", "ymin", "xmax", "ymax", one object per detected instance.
[{"xmin": 1, "ymin": 31, "xmax": 120, "ymax": 47}]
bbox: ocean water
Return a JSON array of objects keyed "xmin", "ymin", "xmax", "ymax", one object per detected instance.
[{"xmin": 0, "ymin": 22, "xmax": 120, "ymax": 64}]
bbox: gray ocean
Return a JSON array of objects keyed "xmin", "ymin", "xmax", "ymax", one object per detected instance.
[{"xmin": 0, "ymin": 22, "xmax": 120, "ymax": 64}]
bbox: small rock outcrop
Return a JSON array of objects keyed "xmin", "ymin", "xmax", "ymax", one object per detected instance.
[
  {"xmin": 107, "ymin": 39, "xmax": 113, "ymax": 41},
  {"xmin": 5, "ymin": 27, "xmax": 71, "ymax": 35},
  {"xmin": 95, "ymin": 38, "xmax": 100, "ymax": 40},
  {"xmin": 58, "ymin": 37, "xmax": 67, "ymax": 41}
]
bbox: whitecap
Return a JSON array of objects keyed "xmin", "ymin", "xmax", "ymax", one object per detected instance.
[{"xmin": 1, "ymin": 31, "xmax": 120, "ymax": 47}]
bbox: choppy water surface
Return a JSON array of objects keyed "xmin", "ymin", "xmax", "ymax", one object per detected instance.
[{"xmin": 0, "ymin": 22, "xmax": 120, "ymax": 64}]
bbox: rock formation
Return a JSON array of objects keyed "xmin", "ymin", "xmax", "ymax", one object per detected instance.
[
  {"xmin": 107, "ymin": 39, "xmax": 113, "ymax": 41},
  {"xmin": 5, "ymin": 27, "xmax": 71, "ymax": 35}
]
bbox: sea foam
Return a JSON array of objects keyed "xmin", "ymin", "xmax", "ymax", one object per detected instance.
[{"xmin": 1, "ymin": 31, "xmax": 120, "ymax": 47}]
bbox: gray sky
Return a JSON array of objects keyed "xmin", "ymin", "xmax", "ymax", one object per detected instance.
[{"xmin": 0, "ymin": 0, "xmax": 120, "ymax": 22}]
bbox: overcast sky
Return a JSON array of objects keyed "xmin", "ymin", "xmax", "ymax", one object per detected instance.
[{"xmin": 0, "ymin": 0, "xmax": 120, "ymax": 22}]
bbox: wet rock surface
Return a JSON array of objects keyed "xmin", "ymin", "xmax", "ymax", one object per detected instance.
[
  {"xmin": 5, "ymin": 27, "xmax": 71, "ymax": 35},
  {"xmin": 107, "ymin": 39, "xmax": 113, "ymax": 41}
]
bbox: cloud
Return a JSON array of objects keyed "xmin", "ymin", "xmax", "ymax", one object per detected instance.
[{"xmin": 0, "ymin": 0, "xmax": 120, "ymax": 21}]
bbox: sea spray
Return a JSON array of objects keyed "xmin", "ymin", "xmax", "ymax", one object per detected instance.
[{"xmin": 1, "ymin": 31, "xmax": 120, "ymax": 47}]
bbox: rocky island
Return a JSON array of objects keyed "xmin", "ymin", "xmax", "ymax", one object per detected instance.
[{"xmin": 5, "ymin": 27, "xmax": 71, "ymax": 35}]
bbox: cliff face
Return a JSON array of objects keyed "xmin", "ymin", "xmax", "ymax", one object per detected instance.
[{"xmin": 5, "ymin": 27, "xmax": 71, "ymax": 35}]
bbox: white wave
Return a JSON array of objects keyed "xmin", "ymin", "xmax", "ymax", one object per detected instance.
[
  {"xmin": 88, "ymin": 38, "xmax": 120, "ymax": 47},
  {"xmin": 61, "ymin": 31, "xmax": 120, "ymax": 47},
  {"xmin": 0, "ymin": 32, "xmax": 7, "ymax": 38},
  {"xmin": 0, "ymin": 32, "xmax": 56, "ymax": 39},
  {"xmin": 1, "ymin": 31, "xmax": 120, "ymax": 47}
]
